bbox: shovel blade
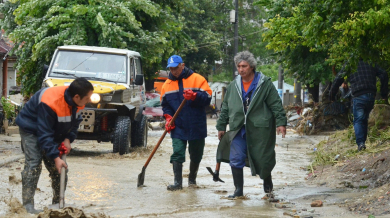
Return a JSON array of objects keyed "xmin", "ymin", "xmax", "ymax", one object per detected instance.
[
  {"xmin": 137, "ymin": 166, "xmax": 146, "ymax": 187},
  {"xmin": 205, "ymin": 167, "xmax": 224, "ymax": 183}
]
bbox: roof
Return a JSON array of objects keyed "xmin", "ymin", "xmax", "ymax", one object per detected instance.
[
  {"xmin": 272, "ymin": 81, "xmax": 294, "ymax": 93},
  {"xmin": 0, "ymin": 38, "xmax": 12, "ymax": 54},
  {"xmin": 57, "ymin": 45, "xmax": 141, "ymax": 57}
]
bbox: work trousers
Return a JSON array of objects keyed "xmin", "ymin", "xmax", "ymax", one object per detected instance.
[
  {"xmin": 170, "ymin": 138, "xmax": 205, "ymax": 163},
  {"xmin": 20, "ymin": 129, "xmax": 67, "ymax": 205}
]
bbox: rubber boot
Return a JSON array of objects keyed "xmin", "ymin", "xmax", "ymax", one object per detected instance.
[
  {"xmin": 188, "ymin": 161, "xmax": 200, "ymax": 186},
  {"xmin": 51, "ymin": 170, "xmax": 67, "ymax": 204},
  {"xmin": 22, "ymin": 168, "xmax": 43, "ymax": 214},
  {"xmin": 167, "ymin": 161, "xmax": 183, "ymax": 191},
  {"xmin": 263, "ymin": 175, "xmax": 273, "ymax": 193},
  {"xmin": 228, "ymin": 167, "xmax": 244, "ymax": 198}
]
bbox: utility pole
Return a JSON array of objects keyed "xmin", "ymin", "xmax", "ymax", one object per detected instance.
[
  {"xmin": 277, "ymin": 65, "xmax": 283, "ymax": 101},
  {"xmin": 233, "ymin": 0, "xmax": 239, "ymax": 79},
  {"xmin": 294, "ymin": 78, "xmax": 302, "ymax": 106}
]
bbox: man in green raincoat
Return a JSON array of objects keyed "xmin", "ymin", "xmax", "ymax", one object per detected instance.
[{"xmin": 215, "ymin": 51, "xmax": 287, "ymax": 198}]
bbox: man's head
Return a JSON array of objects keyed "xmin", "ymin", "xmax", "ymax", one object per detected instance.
[
  {"xmin": 167, "ymin": 55, "xmax": 185, "ymax": 78},
  {"xmin": 234, "ymin": 51, "xmax": 257, "ymax": 79},
  {"xmin": 68, "ymin": 78, "xmax": 94, "ymax": 106}
]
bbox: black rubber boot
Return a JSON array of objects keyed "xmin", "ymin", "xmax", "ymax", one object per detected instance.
[
  {"xmin": 188, "ymin": 161, "xmax": 200, "ymax": 186},
  {"xmin": 51, "ymin": 170, "xmax": 68, "ymax": 204},
  {"xmin": 167, "ymin": 161, "xmax": 183, "ymax": 191},
  {"xmin": 24, "ymin": 203, "xmax": 43, "ymax": 214},
  {"xmin": 228, "ymin": 167, "xmax": 244, "ymax": 198},
  {"xmin": 22, "ymin": 168, "xmax": 43, "ymax": 214},
  {"xmin": 263, "ymin": 175, "xmax": 273, "ymax": 193}
]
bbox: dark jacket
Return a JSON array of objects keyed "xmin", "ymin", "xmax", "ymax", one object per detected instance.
[
  {"xmin": 216, "ymin": 73, "xmax": 287, "ymax": 179},
  {"xmin": 16, "ymin": 86, "xmax": 84, "ymax": 159},
  {"xmin": 160, "ymin": 67, "xmax": 212, "ymax": 140},
  {"xmin": 330, "ymin": 60, "xmax": 388, "ymax": 100}
]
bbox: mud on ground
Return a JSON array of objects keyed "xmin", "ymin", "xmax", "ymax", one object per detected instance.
[{"xmin": 307, "ymin": 129, "xmax": 390, "ymax": 216}]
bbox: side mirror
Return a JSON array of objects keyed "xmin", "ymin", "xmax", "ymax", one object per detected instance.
[
  {"xmin": 135, "ymin": 74, "xmax": 144, "ymax": 85},
  {"xmin": 42, "ymin": 64, "xmax": 49, "ymax": 78}
]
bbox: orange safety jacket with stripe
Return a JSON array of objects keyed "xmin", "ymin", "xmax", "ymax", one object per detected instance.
[
  {"xmin": 160, "ymin": 67, "xmax": 212, "ymax": 140},
  {"xmin": 16, "ymin": 86, "xmax": 84, "ymax": 159}
]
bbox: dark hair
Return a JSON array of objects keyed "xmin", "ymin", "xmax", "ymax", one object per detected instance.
[{"xmin": 68, "ymin": 77, "xmax": 94, "ymax": 98}]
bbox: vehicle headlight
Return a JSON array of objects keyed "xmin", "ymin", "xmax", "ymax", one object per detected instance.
[{"xmin": 90, "ymin": 93, "xmax": 101, "ymax": 103}]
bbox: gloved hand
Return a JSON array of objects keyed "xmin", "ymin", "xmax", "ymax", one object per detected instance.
[
  {"xmin": 183, "ymin": 89, "xmax": 197, "ymax": 101},
  {"xmin": 213, "ymin": 170, "xmax": 219, "ymax": 182},
  {"xmin": 164, "ymin": 114, "xmax": 175, "ymax": 133},
  {"xmin": 58, "ymin": 142, "xmax": 67, "ymax": 158}
]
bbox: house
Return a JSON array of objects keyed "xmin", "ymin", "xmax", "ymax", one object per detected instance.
[{"xmin": 0, "ymin": 36, "xmax": 17, "ymax": 98}]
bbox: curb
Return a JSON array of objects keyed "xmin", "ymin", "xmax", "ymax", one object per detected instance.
[{"xmin": 0, "ymin": 154, "xmax": 24, "ymax": 167}]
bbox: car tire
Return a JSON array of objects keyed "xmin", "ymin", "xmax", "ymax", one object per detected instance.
[
  {"xmin": 132, "ymin": 115, "xmax": 148, "ymax": 147},
  {"xmin": 113, "ymin": 116, "xmax": 131, "ymax": 155}
]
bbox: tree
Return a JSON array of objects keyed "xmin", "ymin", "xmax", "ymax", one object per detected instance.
[
  {"xmin": 177, "ymin": 0, "xmax": 231, "ymax": 77},
  {"xmin": 0, "ymin": 0, "xmax": 196, "ymax": 95},
  {"xmin": 260, "ymin": 0, "xmax": 390, "ymax": 80}
]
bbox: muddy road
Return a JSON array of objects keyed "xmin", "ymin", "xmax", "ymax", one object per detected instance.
[{"xmin": 0, "ymin": 119, "xmax": 380, "ymax": 217}]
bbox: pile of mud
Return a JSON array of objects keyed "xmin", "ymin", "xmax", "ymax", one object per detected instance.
[
  {"xmin": 38, "ymin": 207, "xmax": 109, "ymax": 218},
  {"xmin": 5, "ymin": 198, "xmax": 31, "ymax": 217},
  {"xmin": 307, "ymin": 129, "xmax": 390, "ymax": 216},
  {"xmin": 287, "ymin": 101, "xmax": 350, "ymax": 135}
]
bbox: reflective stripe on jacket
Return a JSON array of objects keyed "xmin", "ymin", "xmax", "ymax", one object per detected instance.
[
  {"xmin": 16, "ymin": 86, "xmax": 84, "ymax": 159},
  {"xmin": 160, "ymin": 67, "xmax": 212, "ymax": 140}
]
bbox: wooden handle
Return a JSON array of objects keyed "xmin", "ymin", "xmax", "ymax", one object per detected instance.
[
  {"xmin": 59, "ymin": 154, "xmax": 66, "ymax": 209},
  {"xmin": 143, "ymin": 99, "xmax": 187, "ymax": 168},
  {"xmin": 215, "ymin": 162, "xmax": 221, "ymax": 171}
]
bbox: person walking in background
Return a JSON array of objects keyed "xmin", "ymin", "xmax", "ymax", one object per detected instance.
[{"xmin": 330, "ymin": 60, "xmax": 388, "ymax": 151}]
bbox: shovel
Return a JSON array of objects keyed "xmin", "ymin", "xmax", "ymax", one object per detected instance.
[
  {"xmin": 137, "ymin": 99, "xmax": 187, "ymax": 187},
  {"xmin": 59, "ymin": 154, "xmax": 66, "ymax": 209},
  {"xmin": 206, "ymin": 162, "xmax": 224, "ymax": 183}
]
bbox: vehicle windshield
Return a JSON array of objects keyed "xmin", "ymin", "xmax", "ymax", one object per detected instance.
[{"xmin": 48, "ymin": 51, "xmax": 127, "ymax": 83}]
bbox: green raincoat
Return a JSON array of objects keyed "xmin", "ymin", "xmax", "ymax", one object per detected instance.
[{"xmin": 215, "ymin": 72, "xmax": 287, "ymax": 179}]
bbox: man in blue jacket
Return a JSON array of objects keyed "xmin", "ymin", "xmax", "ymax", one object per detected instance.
[
  {"xmin": 16, "ymin": 78, "xmax": 93, "ymax": 214},
  {"xmin": 160, "ymin": 55, "xmax": 212, "ymax": 190}
]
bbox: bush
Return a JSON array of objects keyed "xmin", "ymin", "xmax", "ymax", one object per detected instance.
[{"xmin": 1, "ymin": 97, "xmax": 16, "ymax": 120}]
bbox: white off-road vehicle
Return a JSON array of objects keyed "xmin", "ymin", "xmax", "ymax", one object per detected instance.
[{"xmin": 42, "ymin": 45, "xmax": 148, "ymax": 154}]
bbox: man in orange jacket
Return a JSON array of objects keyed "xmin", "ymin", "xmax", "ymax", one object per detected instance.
[
  {"xmin": 16, "ymin": 78, "xmax": 94, "ymax": 214},
  {"xmin": 161, "ymin": 55, "xmax": 212, "ymax": 190}
]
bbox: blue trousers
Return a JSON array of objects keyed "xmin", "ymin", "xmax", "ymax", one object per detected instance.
[
  {"xmin": 229, "ymin": 132, "xmax": 247, "ymax": 169},
  {"xmin": 352, "ymin": 93, "xmax": 375, "ymax": 145}
]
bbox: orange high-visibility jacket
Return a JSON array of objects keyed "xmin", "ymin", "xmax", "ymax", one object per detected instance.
[
  {"xmin": 160, "ymin": 67, "xmax": 212, "ymax": 140},
  {"xmin": 16, "ymin": 86, "xmax": 84, "ymax": 159}
]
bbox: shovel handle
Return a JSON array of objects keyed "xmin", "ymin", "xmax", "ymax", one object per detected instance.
[
  {"xmin": 59, "ymin": 154, "xmax": 66, "ymax": 209},
  {"xmin": 143, "ymin": 99, "xmax": 187, "ymax": 168},
  {"xmin": 215, "ymin": 162, "xmax": 221, "ymax": 172}
]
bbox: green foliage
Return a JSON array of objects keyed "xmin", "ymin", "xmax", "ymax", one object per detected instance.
[
  {"xmin": 177, "ymin": 0, "xmax": 229, "ymax": 76},
  {"xmin": 258, "ymin": 63, "xmax": 294, "ymax": 85},
  {"xmin": 1, "ymin": 97, "xmax": 16, "ymax": 120},
  {"xmin": 0, "ymin": 0, "xmax": 195, "ymax": 95},
  {"xmin": 210, "ymin": 71, "xmax": 232, "ymax": 83},
  {"xmin": 259, "ymin": 0, "xmax": 390, "ymax": 85}
]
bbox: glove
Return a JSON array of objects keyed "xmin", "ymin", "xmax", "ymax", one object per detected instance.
[
  {"xmin": 213, "ymin": 170, "xmax": 219, "ymax": 182},
  {"xmin": 164, "ymin": 114, "xmax": 175, "ymax": 133},
  {"xmin": 183, "ymin": 89, "xmax": 197, "ymax": 101},
  {"xmin": 58, "ymin": 142, "xmax": 67, "ymax": 158}
]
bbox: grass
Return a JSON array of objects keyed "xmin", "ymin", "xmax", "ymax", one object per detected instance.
[{"xmin": 312, "ymin": 125, "xmax": 390, "ymax": 167}]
